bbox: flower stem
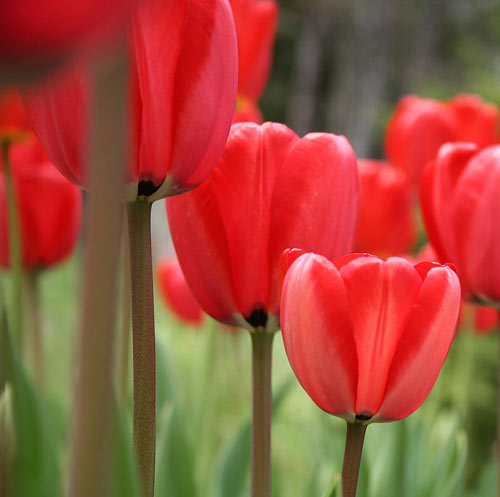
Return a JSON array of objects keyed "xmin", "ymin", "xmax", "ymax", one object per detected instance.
[
  {"xmin": 25, "ymin": 270, "xmax": 43, "ymax": 389},
  {"xmin": 2, "ymin": 142, "xmax": 23, "ymax": 351},
  {"xmin": 126, "ymin": 200, "xmax": 156, "ymax": 497},
  {"xmin": 250, "ymin": 331, "xmax": 274, "ymax": 497},
  {"xmin": 341, "ymin": 422, "xmax": 367, "ymax": 497},
  {"xmin": 68, "ymin": 49, "xmax": 127, "ymax": 497},
  {"xmin": 119, "ymin": 214, "xmax": 132, "ymax": 402}
]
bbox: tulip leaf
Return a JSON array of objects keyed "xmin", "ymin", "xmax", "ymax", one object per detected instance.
[
  {"xmin": 214, "ymin": 377, "xmax": 294, "ymax": 497},
  {"xmin": 0, "ymin": 305, "xmax": 60, "ymax": 497},
  {"xmin": 155, "ymin": 403, "xmax": 197, "ymax": 497}
]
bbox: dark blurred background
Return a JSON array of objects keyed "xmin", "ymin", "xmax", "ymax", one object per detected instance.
[{"xmin": 261, "ymin": 0, "xmax": 500, "ymax": 158}]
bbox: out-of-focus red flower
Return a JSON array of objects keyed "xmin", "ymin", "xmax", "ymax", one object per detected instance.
[
  {"xmin": 0, "ymin": 136, "xmax": 82, "ymax": 270},
  {"xmin": 229, "ymin": 0, "xmax": 278, "ymax": 102},
  {"xmin": 0, "ymin": 0, "xmax": 133, "ymax": 64},
  {"xmin": 156, "ymin": 258, "xmax": 204, "ymax": 326},
  {"xmin": 354, "ymin": 160, "xmax": 417, "ymax": 257},
  {"xmin": 385, "ymin": 94, "xmax": 499, "ymax": 185},
  {"xmin": 280, "ymin": 252, "xmax": 461, "ymax": 422},
  {"xmin": 166, "ymin": 122, "xmax": 360, "ymax": 332},
  {"xmin": 21, "ymin": 0, "xmax": 238, "ymax": 202},
  {"xmin": 420, "ymin": 143, "xmax": 500, "ymax": 304}
]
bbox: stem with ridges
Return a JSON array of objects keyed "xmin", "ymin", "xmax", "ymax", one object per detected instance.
[
  {"xmin": 341, "ymin": 422, "xmax": 367, "ymax": 497},
  {"xmin": 127, "ymin": 200, "xmax": 156, "ymax": 497},
  {"xmin": 250, "ymin": 331, "xmax": 274, "ymax": 497},
  {"xmin": 2, "ymin": 142, "xmax": 23, "ymax": 351}
]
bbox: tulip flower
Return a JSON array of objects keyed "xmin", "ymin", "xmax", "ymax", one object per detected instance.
[
  {"xmin": 281, "ymin": 251, "xmax": 461, "ymax": 496},
  {"xmin": 0, "ymin": 89, "xmax": 30, "ymax": 139},
  {"xmin": 167, "ymin": 122, "xmax": 360, "ymax": 333},
  {"xmin": 229, "ymin": 0, "xmax": 278, "ymax": 102},
  {"xmin": 420, "ymin": 142, "xmax": 500, "ymax": 303},
  {"xmin": 156, "ymin": 258, "xmax": 203, "ymax": 326},
  {"xmin": 354, "ymin": 159, "xmax": 417, "ymax": 257},
  {"xmin": 0, "ymin": 138, "xmax": 82, "ymax": 270},
  {"xmin": 385, "ymin": 94, "xmax": 498, "ymax": 185},
  {"xmin": 22, "ymin": 0, "xmax": 238, "ymax": 202},
  {"xmin": 167, "ymin": 121, "xmax": 359, "ymax": 497}
]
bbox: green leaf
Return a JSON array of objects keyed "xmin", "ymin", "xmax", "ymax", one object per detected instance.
[
  {"xmin": 0, "ymin": 305, "xmax": 60, "ymax": 497},
  {"xmin": 155, "ymin": 404, "xmax": 197, "ymax": 497},
  {"xmin": 214, "ymin": 377, "xmax": 294, "ymax": 497}
]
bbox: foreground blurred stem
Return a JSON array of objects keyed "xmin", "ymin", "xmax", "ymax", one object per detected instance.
[
  {"xmin": 2, "ymin": 142, "xmax": 23, "ymax": 351},
  {"xmin": 119, "ymin": 215, "xmax": 132, "ymax": 402},
  {"xmin": 25, "ymin": 271, "xmax": 43, "ymax": 388},
  {"xmin": 341, "ymin": 422, "xmax": 367, "ymax": 497},
  {"xmin": 126, "ymin": 200, "xmax": 156, "ymax": 497},
  {"xmin": 250, "ymin": 331, "xmax": 274, "ymax": 497},
  {"xmin": 68, "ymin": 49, "xmax": 127, "ymax": 497}
]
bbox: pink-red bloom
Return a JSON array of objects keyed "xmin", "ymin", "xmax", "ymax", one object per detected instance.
[
  {"xmin": 385, "ymin": 94, "xmax": 499, "ymax": 185},
  {"xmin": 21, "ymin": 0, "xmax": 238, "ymax": 202},
  {"xmin": 0, "ymin": 136, "xmax": 82, "ymax": 270},
  {"xmin": 354, "ymin": 160, "xmax": 417, "ymax": 257},
  {"xmin": 281, "ymin": 252, "xmax": 461, "ymax": 422},
  {"xmin": 167, "ymin": 122, "xmax": 360, "ymax": 332},
  {"xmin": 156, "ymin": 258, "xmax": 203, "ymax": 326},
  {"xmin": 420, "ymin": 143, "xmax": 500, "ymax": 303}
]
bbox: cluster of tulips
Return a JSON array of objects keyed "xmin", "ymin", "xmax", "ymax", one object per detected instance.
[{"xmin": 1, "ymin": 1, "xmax": 500, "ymax": 497}]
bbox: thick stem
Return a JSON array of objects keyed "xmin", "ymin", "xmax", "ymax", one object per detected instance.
[
  {"xmin": 25, "ymin": 271, "xmax": 43, "ymax": 388},
  {"xmin": 68, "ymin": 49, "xmax": 127, "ymax": 497},
  {"xmin": 341, "ymin": 422, "xmax": 367, "ymax": 497},
  {"xmin": 250, "ymin": 331, "xmax": 274, "ymax": 497},
  {"xmin": 2, "ymin": 142, "xmax": 23, "ymax": 350},
  {"xmin": 126, "ymin": 200, "xmax": 156, "ymax": 497},
  {"xmin": 119, "ymin": 214, "xmax": 132, "ymax": 402}
]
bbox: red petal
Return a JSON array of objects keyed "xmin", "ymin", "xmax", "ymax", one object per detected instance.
[
  {"xmin": 268, "ymin": 133, "xmax": 360, "ymax": 314},
  {"xmin": 378, "ymin": 265, "xmax": 460, "ymax": 420},
  {"xmin": 338, "ymin": 256, "xmax": 422, "ymax": 416},
  {"xmin": 281, "ymin": 253, "xmax": 357, "ymax": 418},
  {"xmin": 166, "ymin": 177, "xmax": 238, "ymax": 326}
]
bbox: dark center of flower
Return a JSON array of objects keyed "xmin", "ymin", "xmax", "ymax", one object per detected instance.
[
  {"xmin": 138, "ymin": 180, "xmax": 160, "ymax": 197},
  {"xmin": 246, "ymin": 308, "xmax": 268, "ymax": 328},
  {"xmin": 355, "ymin": 412, "xmax": 373, "ymax": 421}
]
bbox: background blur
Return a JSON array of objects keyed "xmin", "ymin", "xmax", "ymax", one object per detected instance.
[{"xmin": 260, "ymin": 0, "xmax": 500, "ymax": 158}]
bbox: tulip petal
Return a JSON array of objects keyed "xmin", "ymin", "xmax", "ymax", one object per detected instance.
[
  {"xmin": 338, "ymin": 256, "xmax": 422, "ymax": 417},
  {"xmin": 166, "ymin": 178, "xmax": 238, "ymax": 326},
  {"xmin": 451, "ymin": 146, "xmax": 500, "ymax": 301},
  {"xmin": 281, "ymin": 253, "xmax": 357, "ymax": 419},
  {"xmin": 208, "ymin": 122, "xmax": 298, "ymax": 320},
  {"xmin": 268, "ymin": 133, "xmax": 359, "ymax": 315},
  {"xmin": 161, "ymin": 0, "xmax": 238, "ymax": 196},
  {"xmin": 378, "ymin": 265, "xmax": 460, "ymax": 420}
]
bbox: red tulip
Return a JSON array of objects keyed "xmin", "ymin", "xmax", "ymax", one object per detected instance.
[
  {"xmin": 420, "ymin": 142, "xmax": 500, "ymax": 303},
  {"xmin": 229, "ymin": 0, "xmax": 278, "ymax": 102},
  {"xmin": 0, "ymin": 136, "xmax": 82, "ymax": 270},
  {"xmin": 385, "ymin": 94, "xmax": 498, "ymax": 185},
  {"xmin": 0, "ymin": 89, "xmax": 30, "ymax": 138},
  {"xmin": 156, "ymin": 258, "xmax": 203, "ymax": 326},
  {"xmin": 354, "ymin": 160, "xmax": 417, "ymax": 257},
  {"xmin": 166, "ymin": 122, "xmax": 360, "ymax": 332},
  {"xmin": 0, "ymin": 0, "xmax": 133, "ymax": 63},
  {"xmin": 21, "ymin": 0, "xmax": 238, "ymax": 202},
  {"xmin": 281, "ymin": 252, "xmax": 461, "ymax": 422}
]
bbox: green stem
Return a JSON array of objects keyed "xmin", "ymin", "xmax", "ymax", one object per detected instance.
[
  {"xmin": 25, "ymin": 271, "xmax": 43, "ymax": 389},
  {"xmin": 2, "ymin": 142, "xmax": 23, "ymax": 351},
  {"xmin": 250, "ymin": 331, "xmax": 274, "ymax": 497},
  {"xmin": 341, "ymin": 422, "xmax": 367, "ymax": 497},
  {"xmin": 126, "ymin": 200, "xmax": 156, "ymax": 497},
  {"xmin": 119, "ymin": 214, "xmax": 132, "ymax": 402},
  {"xmin": 68, "ymin": 51, "xmax": 127, "ymax": 497}
]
